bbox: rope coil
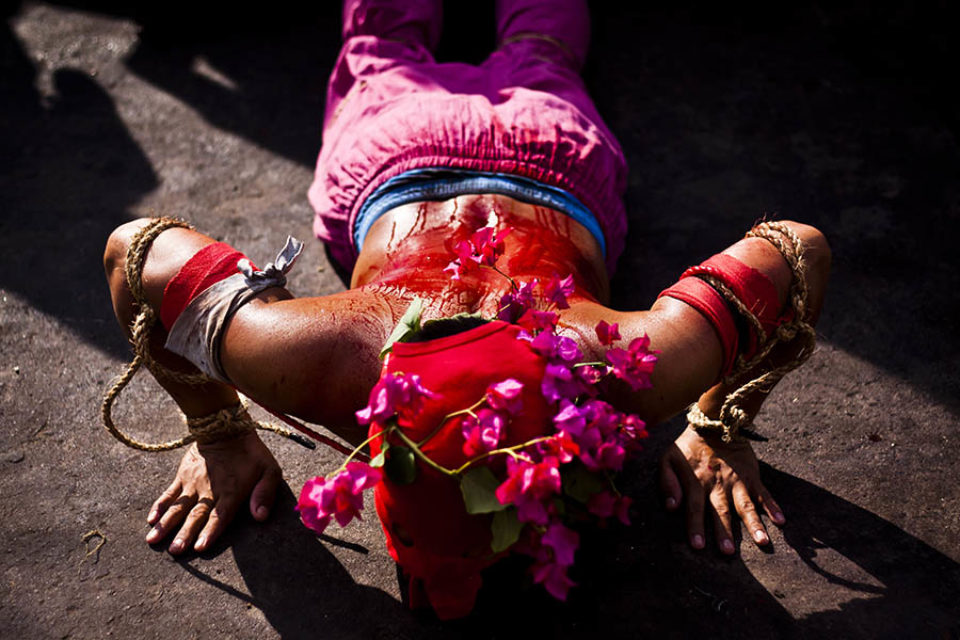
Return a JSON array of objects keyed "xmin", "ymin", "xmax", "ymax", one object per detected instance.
[
  {"xmin": 100, "ymin": 217, "xmax": 310, "ymax": 451},
  {"xmin": 687, "ymin": 221, "xmax": 817, "ymax": 443}
]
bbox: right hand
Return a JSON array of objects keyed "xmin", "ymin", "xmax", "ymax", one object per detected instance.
[{"xmin": 145, "ymin": 430, "xmax": 282, "ymax": 554}]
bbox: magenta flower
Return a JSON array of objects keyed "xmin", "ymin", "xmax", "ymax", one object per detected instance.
[
  {"xmin": 296, "ymin": 462, "xmax": 383, "ymax": 534},
  {"xmin": 544, "ymin": 274, "xmax": 575, "ymax": 310},
  {"xmin": 537, "ymin": 431, "xmax": 580, "ymax": 463},
  {"xmin": 470, "ymin": 226, "xmax": 511, "ymax": 267},
  {"xmin": 553, "ymin": 400, "xmax": 586, "ymax": 437},
  {"xmin": 516, "ymin": 309, "xmax": 558, "ymax": 333},
  {"xmin": 528, "ymin": 331, "xmax": 581, "ymax": 363},
  {"xmin": 485, "ymin": 378, "xmax": 524, "ymax": 415},
  {"xmin": 594, "ymin": 320, "xmax": 621, "ymax": 346},
  {"xmin": 541, "ymin": 363, "xmax": 585, "ymax": 403},
  {"xmin": 605, "ymin": 334, "xmax": 659, "ymax": 391},
  {"xmin": 541, "ymin": 521, "xmax": 580, "ymax": 567},
  {"xmin": 531, "ymin": 560, "xmax": 576, "ymax": 601},
  {"xmin": 461, "ymin": 409, "xmax": 505, "ymax": 457},
  {"xmin": 355, "ymin": 372, "xmax": 436, "ymax": 426},
  {"xmin": 498, "ymin": 279, "xmax": 539, "ymax": 322},
  {"xmin": 496, "ymin": 457, "xmax": 562, "ymax": 525},
  {"xmin": 587, "ymin": 492, "xmax": 632, "ymax": 525}
]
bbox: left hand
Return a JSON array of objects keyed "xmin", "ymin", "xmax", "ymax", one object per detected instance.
[{"xmin": 659, "ymin": 425, "xmax": 785, "ymax": 554}]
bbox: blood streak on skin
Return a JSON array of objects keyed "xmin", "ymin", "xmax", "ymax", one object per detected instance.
[{"xmin": 354, "ymin": 195, "xmax": 608, "ymax": 319}]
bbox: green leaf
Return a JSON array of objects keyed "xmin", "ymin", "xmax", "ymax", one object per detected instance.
[
  {"xmin": 379, "ymin": 298, "xmax": 424, "ymax": 359},
  {"xmin": 460, "ymin": 466, "xmax": 507, "ymax": 514},
  {"xmin": 384, "ymin": 445, "xmax": 417, "ymax": 485},
  {"xmin": 491, "ymin": 509, "xmax": 524, "ymax": 553},
  {"xmin": 562, "ymin": 462, "xmax": 604, "ymax": 504},
  {"xmin": 369, "ymin": 446, "xmax": 387, "ymax": 468}
]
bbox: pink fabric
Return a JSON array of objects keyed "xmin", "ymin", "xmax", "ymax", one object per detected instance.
[{"xmin": 310, "ymin": 0, "xmax": 628, "ymax": 274}]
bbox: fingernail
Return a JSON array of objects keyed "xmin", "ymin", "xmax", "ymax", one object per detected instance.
[
  {"xmin": 774, "ymin": 511, "xmax": 785, "ymax": 524},
  {"xmin": 169, "ymin": 539, "xmax": 183, "ymax": 553},
  {"xmin": 692, "ymin": 534, "xmax": 704, "ymax": 549},
  {"xmin": 257, "ymin": 506, "xmax": 268, "ymax": 518},
  {"xmin": 147, "ymin": 509, "xmax": 157, "ymax": 523},
  {"xmin": 146, "ymin": 527, "xmax": 161, "ymax": 543},
  {"xmin": 754, "ymin": 530, "xmax": 769, "ymax": 544},
  {"xmin": 666, "ymin": 497, "xmax": 677, "ymax": 509},
  {"xmin": 195, "ymin": 536, "xmax": 207, "ymax": 551},
  {"xmin": 722, "ymin": 539, "xmax": 735, "ymax": 554}
]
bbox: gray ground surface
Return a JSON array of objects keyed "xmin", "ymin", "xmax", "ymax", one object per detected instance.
[{"xmin": 2, "ymin": 2, "xmax": 958, "ymax": 638}]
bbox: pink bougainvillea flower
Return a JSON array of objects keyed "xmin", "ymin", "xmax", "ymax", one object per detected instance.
[
  {"xmin": 516, "ymin": 308, "xmax": 558, "ymax": 333},
  {"xmin": 471, "ymin": 226, "xmax": 511, "ymax": 266},
  {"xmin": 541, "ymin": 363, "xmax": 585, "ymax": 403},
  {"xmin": 543, "ymin": 274, "xmax": 575, "ymax": 310},
  {"xmin": 587, "ymin": 492, "xmax": 633, "ymax": 525},
  {"xmin": 355, "ymin": 372, "xmax": 436, "ymax": 426},
  {"xmin": 537, "ymin": 431, "xmax": 580, "ymax": 463},
  {"xmin": 498, "ymin": 279, "xmax": 538, "ymax": 322},
  {"xmin": 296, "ymin": 462, "xmax": 383, "ymax": 534},
  {"xmin": 531, "ymin": 560, "xmax": 576, "ymax": 601},
  {"xmin": 443, "ymin": 240, "xmax": 479, "ymax": 280},
  {"xmin": 594, "ymin": 320, "xmax": 621, "ymax": 346},
  {"xmin": 605, "ymin": 334, "xmax": 659, "ymax": 391},
  {"xmin": 496, "ymin": 457, "xmax": 562, "ymax": 525},
  {"xmin": 485, "ymin": 378, "xmax": 524, "ymax": 415},
  {"xmin": 528, "ymin": 331, "xmax": 581, "ymax": 364},
  {"xmin": 552, "ymin": 400, "xmax": 586, "ymax": 437},
  {"xmin": 620, "ymin": 413, "xmax": 649, "ymax": 453},
  {"xmin": 461, "ymin": 409, "xmax": 506, "ymax": 457},
  {"xmin": 541, "ymin": 521, "xmax": 580, "ymax": 567}
]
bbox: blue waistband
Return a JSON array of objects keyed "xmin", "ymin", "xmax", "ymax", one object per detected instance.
[{"xmin": 353, "ymin": 168, "xmax": 607, "ymax": 256}]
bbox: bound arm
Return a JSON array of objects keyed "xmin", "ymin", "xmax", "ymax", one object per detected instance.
[
  {"xmin": 104, "ymin": 220, "xmax": 388, "ymax": 554},
  {"xmin": 569, "ymin": 220, "xmax": 830, "ymax": 553}
]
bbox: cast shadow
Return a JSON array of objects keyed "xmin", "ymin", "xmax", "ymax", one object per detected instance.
[
  {"xmin": 0, "ymin": 8, "xmax": 153, "ymax": 357},
  {"xmin": 191, "ymin": 484, "xmax": 407, "ymax": 640}
]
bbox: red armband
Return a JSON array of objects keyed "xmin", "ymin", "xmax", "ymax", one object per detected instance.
[
  {"xmin": 659, "ymin": 253, "xmax": 785, "ymax": 378},
  {"xmin": 159, "ymin": 242, "xmax": 254, "ymax": 331},
  {"xmin": 681, "ymin": 253, "xmax": 785, "ymax": 360},
  {"xmin": 658, "ymin": 277, "xmax": 740, "ymax": 377}
]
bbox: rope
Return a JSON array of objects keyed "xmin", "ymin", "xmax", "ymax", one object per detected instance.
[
  {"xmin": 100, "ymin": 217, "xmax": 314, "ymax": 452},
  {"xmin": 687, "ymin": 221, "xmax": 818, "ymax": 443}
]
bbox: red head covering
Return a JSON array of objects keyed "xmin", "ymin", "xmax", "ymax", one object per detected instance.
[{"xmin": 368, "ymin": 320, "xmax": 552, "ymax": 619}]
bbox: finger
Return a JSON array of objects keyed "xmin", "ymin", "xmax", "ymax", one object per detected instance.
[
  {"xmin": 658, "ymin": 454, "xmax": 683, "ymax": 511},
  {"xmin": 168, "ymin": 498, "xmax": 214, "ymax": 555},
  {"xmin": 148, "ymin": 478, "xmax": 182, "ymax": 525},
  {"xmin": 250, "ymin": 466, "xmax": 282, "ymax": 522},
  {"xmin": 757, "ymin": 485, "xmax": 786, "ymax": 525},
  {"xmin": 146, "ymin": 494, "xmax": 194, "ymax": 545},
  {"xmin": 710, "ymin": 487, "xmax": 737, "ymax": 555},
  {"xmin": 685, "ymin": 484, "xmax": 706, "ymax": 550},
  {"xmin": 194, "ymin": 495, "xmax": 242, "ymax": 552},
  {"xmin": 733, "ymin": 483, "xmax": 769, "ymax": 546}
]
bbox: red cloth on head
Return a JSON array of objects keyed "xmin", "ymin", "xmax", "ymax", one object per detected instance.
[
  {"xmin": 159, "ymin": 242, "xmax": 252, "ymax": 331},
  {"xmin": 369, "ymin": 321, "xmax": 552, "ymax": 620}
]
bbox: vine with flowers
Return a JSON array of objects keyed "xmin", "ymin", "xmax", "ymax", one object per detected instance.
[{"xmin": 296, "ymin": 225, "xmax": 659, "ymax": 601}]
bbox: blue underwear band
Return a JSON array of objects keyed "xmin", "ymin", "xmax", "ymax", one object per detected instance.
[{"xmin": 353, "ymin": 168, "xmax": 607, "ymax": 256}]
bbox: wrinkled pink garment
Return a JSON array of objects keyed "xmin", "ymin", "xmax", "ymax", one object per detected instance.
[{"xmin": 309, "ymin": 0, "xmax": 629, "ymax": 274}]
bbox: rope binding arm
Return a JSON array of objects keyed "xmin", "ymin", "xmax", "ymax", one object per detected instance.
[
  {"xmin": 100, "ymin": 217, "xmax": 314, "ymax": 452},
  {"xmin": 687, "ymin": 221, "xmax": 818, "ymax": 444}
]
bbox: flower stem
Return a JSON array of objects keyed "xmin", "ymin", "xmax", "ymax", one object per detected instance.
[
  {"xmin": 416, "ymin": 398, "xmax": 485, "ymax": 447},
  {"xmin": 451, "ymin": 436, "xmax": 553, "ymax": 475},
  {"xmin": 336, "ymin": 427, "xmax": 390, "ymax": 473},
  {"xmin": 392, "ymin": 429, "xmax": 459, "ymax": 477}
]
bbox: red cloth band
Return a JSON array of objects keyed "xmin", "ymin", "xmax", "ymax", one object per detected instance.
[
  {"xmin": 159, "ymin": 242, "xmax": 253, "ymax": 331},
  {"xmin": 370, "ymin": 321, "xmax": 552, "ymax": 619},
  {"xmin": 681, "ymin": 253, "xmax": 785, "ymax": 359},
  {"xmin": 658, "ymin": 277, "xmax": 740, "ymax": 377}
]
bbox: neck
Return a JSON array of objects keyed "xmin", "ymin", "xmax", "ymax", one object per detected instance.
[{"xmin": 351, "ymin": 195, "xmax": 609, "ymax": 320}]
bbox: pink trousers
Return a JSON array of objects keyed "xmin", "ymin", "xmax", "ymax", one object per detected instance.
[{"xmin": 309, "ymin": 0, "xmax": 629, "ymax": 274}]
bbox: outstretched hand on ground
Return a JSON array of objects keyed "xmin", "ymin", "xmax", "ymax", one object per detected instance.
[
  {"xmin": 659, "ymin": 426, "xmax": 785, "ymax": 554},
  {"xmin": 145, "ymin": 431, "xmax": 282, "ymax": 554}
]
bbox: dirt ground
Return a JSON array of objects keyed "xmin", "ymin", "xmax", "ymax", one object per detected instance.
[{"xmin": 1, "ymin": 2, "xmax": 958, "ymax": 638}]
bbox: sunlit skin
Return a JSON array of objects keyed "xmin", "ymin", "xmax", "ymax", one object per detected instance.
[{"xmin": 104, "ymin": 194, "xmax": 830, "ymax": 558}]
